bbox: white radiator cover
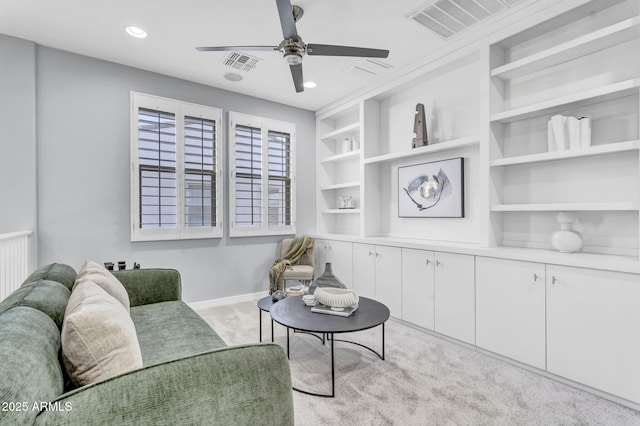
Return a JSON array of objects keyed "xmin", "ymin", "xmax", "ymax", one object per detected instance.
[{"xmin": 0, "ymin": 230, "xmax": 33, "ymax": 301}]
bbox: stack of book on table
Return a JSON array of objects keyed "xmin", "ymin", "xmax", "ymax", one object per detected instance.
[{"xmin": 311, "ymin": 303, "xmax": 359, "ymax": 317}]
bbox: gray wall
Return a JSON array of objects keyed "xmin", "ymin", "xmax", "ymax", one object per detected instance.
[
  {"xmin": 0, "ymin": 33, "xmax": 316, "ymax": 302},
  {"xmin": 0, "ymin": 35, "xmax": 37, "ymax": 268}
]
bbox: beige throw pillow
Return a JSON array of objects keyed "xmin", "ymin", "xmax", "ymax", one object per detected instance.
[
  {"xmin": 75, "ymin": 259, "xmax": 130, "ymax": 311},
  {"xmin": 62, "ymin": 280, "xmax": 143, "ymax": 387}
]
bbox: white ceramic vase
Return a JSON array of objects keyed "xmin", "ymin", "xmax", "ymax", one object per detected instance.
[{"xmin": 551, "ymin": 212, "xmax": 583, "ymax": 253}]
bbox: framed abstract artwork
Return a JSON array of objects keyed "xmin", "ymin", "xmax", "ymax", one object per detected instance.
[{"xmin": 398, "ymin": 157, "xmax": 464, "ymax": 218}]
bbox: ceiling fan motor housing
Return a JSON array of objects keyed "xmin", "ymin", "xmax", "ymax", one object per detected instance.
[{"xmin": 279, "ymin": 38, "xmax": 306, "ymax": 65}]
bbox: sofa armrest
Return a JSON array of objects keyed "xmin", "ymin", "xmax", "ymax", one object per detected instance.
[
  {"xmin": 111, "ymin": 269, "xmax": 181, "ymax": 307},
  {"xmin": 35, "ymin": 344, "xmax": 293, "ymax": 426}
]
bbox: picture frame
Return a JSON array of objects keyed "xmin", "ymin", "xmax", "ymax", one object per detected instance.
[{"xmin": 398, "ymin": 157, "xmax": 464, "ymax": 218}]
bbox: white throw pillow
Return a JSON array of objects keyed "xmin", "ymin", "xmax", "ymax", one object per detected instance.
[
  {"xmin": 75, "ymin": 259, "xmax": 130, "ymax": 311},
  {"xmin": 62, "ymin": 279, "xmax": 143, "ymax": 387}
]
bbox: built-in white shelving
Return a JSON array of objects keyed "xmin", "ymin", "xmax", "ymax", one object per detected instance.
[
  {"xmin": 491, "ymin": 17, "xmax": 640, "ymax": 80},
  {"xmin": 490, "ymin": 140, "xmax": 640, "ymax": 166},
  {"xmin": 364, "ymin": 136, "xmax": 480, "ymax": 165},
  {"xmin": 491, "ymin": 202, "xmax": 639, "ymax": 212},
  {"xmin": 491, "ymin": 78, "xmax": 640, "ymax": 123},
  {"xmin": 319, "ymin": 122, "xmax": 360, "ymax": 141},
  {"xmin": 320, "ymin": 181, "xmax": 360, "ymax": 191},
  {"xmin": 321, "ymin": 209, "xmax": 361, "ymax": 214},
  {"xmin": 320, "ymin": 150, "xmax": 360, "ymax": 164}
]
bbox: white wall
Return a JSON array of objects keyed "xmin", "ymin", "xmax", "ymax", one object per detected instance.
[
  {"xmin": 0, "ymin": 34, "xmax": 37, "ymax": 269},
  {"xmin": 2, "ymin": 41, "xmax": 316, "ymax": 303}
]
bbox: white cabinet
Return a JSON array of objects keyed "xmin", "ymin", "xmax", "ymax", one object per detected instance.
[
  {"xmin": 401, "ymin": 248, "xmax": 435, "ymax": 330},
  {"xmin": 352, "ymin": 243, "xmax": 402, "ymax": 317},
  {"xmin": 547, "ymin": 265, "xmax": 640, "ymax": 404},
  {"xmin": 434, "ymin": 252, "xmax": 475, "ymax": 345},
  {"xmin": 314, "ymin": 239, "xmax": 353, "ymax": 287},
  {"xmin": 476, "ymin": 257, "xmax": 546, "ymax": 369}
]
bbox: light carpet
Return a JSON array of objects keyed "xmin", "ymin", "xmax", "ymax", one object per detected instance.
[{"xmin": 195, "ymin": 300, "xmax": 640, "ymax": 425}]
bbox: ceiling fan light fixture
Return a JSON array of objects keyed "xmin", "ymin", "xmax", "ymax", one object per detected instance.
[
  {"xmin": 303, "ymin": 81, "xmax": 317, "ymax": 88},
  {"xmin": 125, "ymin": 26, "xmax": 147, "ymax": 39},
  {"xmin": 284, "ymin": 52, "xmax": 303, "ymax": 65}
]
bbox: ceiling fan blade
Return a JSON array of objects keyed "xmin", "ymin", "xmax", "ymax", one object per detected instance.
[
  {"xmin": 275, "ymin": 0, "xmax": 299, "ymax": 40},
  {"xmin": 289, "ymin": 63, "xmax": 304, "ymax": 93},
  {"xmin": 307, "ymin": 44, "xmax": 389, "ymax": 58},
  {"xmin": 196, "ymin": 46, "xmax": 278, "ymax": 52}
]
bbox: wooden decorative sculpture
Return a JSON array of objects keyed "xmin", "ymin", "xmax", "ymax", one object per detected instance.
[{"xmin": 412, "ymin": 103, "xmax": 428, "ymax": 148}]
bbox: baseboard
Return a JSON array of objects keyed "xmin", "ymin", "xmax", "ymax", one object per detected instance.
[{"xmin": 188, "ymin": 291, "xmax": 267, "ymax": 310}]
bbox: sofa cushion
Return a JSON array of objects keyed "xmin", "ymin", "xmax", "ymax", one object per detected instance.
[
  {"xmin": 0, "ymin": 307, "xmax": 64, "ymax": 425},
  {"xmin": 0, "ymin": 279, "xmax": 70, "ymax": 329},
  {"xmin": 62, "ymin": 280, "xmax": 143, "ymax": 387},
  {"xmin": 75, "ymin": 260, "xmax": 130, "ymax": 311},
  {"xmin": 131, "ymin": 301, "xmax": 226, "ymax": 366},
  {"xmin": 22, "ymin": 262, "xmax": 77, "ymax": 290}
]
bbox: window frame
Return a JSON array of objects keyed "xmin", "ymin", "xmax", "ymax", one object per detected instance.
[
  {"xmin": 229, "ymin": 111, "xmax": 296, "ymax": 237},
  {"xmin": 130, "ymin": 92, "xmax": 223, "ymax": 241}
]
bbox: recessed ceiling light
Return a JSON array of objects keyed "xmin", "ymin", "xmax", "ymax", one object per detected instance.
[
  {"xmin": 304, "ymin": 81, "xmax": 317, "ymax": 88},
  {"xmin": 224, "ymin": 73, "xmax": 243, "ymax": 82},
  {"xmin": 125, "ymin": 26, "xmax": 147, "ymax": 39}
]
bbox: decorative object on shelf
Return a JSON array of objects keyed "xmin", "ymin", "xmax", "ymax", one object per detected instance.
[
  {"xmin": 339, "ymin": 195, "xmax": 354, "ymax": 209},
  {"xmin": 547, "ymin": 115, "xmax": 591, "ymax": 152},
  {"xmin": 133, "ymin": 262, "xmax": 141, "ymax": 269},
  {"xmin": 308, "ymin": 262, "xmax": 347, "ymax": 295},
  {"xmin": 412, "ymin": 103, "xmax": 428, "ymax": 148},
  {"xmin": 551, "ymin": 212, "xmax": 583, "ymax": 253},
  {"xmin": 352, "ymin": 135, "xmax": 360, "ymax": 150},
  {"xmin": 103, "ymin": 262, "xmax": 114, "ymax": 271},
  {"xmin": 313, "ymin": 287, "xmax": 359, "ymax": 309},
  {"xmin": 342, "ymin": 137, "xmax": 352, "ymax": 153},
  {"xmin": 117, "ymin": 261, "xmax": 126, "ymax": 270},
  {"xmin": 398, "ymin": 157, "xmax": 464, "ymax": 218}
]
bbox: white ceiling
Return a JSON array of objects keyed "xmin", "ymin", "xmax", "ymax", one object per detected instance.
[{"xmin": 0, "ymin": 0, "xmax": 525, "ymax": 111}]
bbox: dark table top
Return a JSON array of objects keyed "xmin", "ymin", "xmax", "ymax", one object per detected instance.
[
  {"xmin": 269, "ymin": 295, "xmax": 390, "ymax": 334},
  {"xmin": 257, "ymin": 295, "xmax": 275, "ymax": 312}
]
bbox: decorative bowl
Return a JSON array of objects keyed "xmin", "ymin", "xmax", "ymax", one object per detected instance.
[{"xmin": 313, "ymin": 287, "xmax": 359, "ymax": 308}]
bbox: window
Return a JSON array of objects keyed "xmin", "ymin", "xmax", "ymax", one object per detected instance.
[
  {"xmin": 131, "ymin": 92, "xmax": 222, "ymax": 241},
  {"xmin": 229, "ymin": 112, "xmax": 296, "ymax": 237}
]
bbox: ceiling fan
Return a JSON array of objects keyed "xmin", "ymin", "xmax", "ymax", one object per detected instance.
[{"xmin": 196, "ymin": 0, "xmax": 390, "ymax": 93}]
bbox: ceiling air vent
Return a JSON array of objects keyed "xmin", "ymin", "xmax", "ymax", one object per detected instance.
[
  {"xmin": 349, "ymin": 58, "xmax": 394, "ymax": 78},
  {"xmin": 407, "ymin": 0, "xmax": 526, "ymax": 40},
  {"xmin": 221, "ymin": 52, "xmax": 262, "ymax": 72}
]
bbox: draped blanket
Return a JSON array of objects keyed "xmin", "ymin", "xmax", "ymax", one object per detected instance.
[{"xmin": 269, "ymin": 235, "xmax": 314, "ymax": 294}]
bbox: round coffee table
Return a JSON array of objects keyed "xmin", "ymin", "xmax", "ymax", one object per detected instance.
[{"xmin": 269, "ymin": 295, "xmax": 390, "ymax": 398}]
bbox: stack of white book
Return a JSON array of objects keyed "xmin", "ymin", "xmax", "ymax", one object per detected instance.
[{"xmin": 548, "ymin": 115, "xmax": 591, "ymax": 151}]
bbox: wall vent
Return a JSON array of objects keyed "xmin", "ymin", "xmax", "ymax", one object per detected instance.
[
  {"xmin": 221, "ymin": 52, "xmax": 262, "ymax": 72},
  {"xmin": 407, "ymin": 0, "xmax": 526, "ymax": 40},
  {"xmin": 349, "ymin": 58, "xmax": 394, "ymax": 77}
]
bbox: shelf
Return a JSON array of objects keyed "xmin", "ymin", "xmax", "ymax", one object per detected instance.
[
  {"xmin": 491, "ymin": 78, "xmax": 640, "ymax": 123},
  {"xmin": 320, "ymin": 150, "xmax": 360, "ymax": 164},
  {"xmin": 490, "ymin": 140, "xmax": 640, "ymax": 167},
  {"xmin": 320, "ymin": 123, "xmax": 360, "ymax": 141},
  {"xmin": 491, "ymin": 17, "xmax": 640, "ymax": 81},
  {"xmin": 321, "ymin": 209, "xmax": 361, "ymax": 214},
  {"xmin": 491, "ymin": 202, "xmax": 639, "ymax": 212},
  {"xmin": 320, "ymin": 181, "xmax": 360, "ymax": 191},
  {"xmin": 363, "ymin": 136, "xmax": 480, "ymax": 165}
]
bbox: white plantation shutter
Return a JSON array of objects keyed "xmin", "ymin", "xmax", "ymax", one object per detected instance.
[
  {"xmin": 229, "ymin": 112, "xmax": 296, "ymax": 237},
  {"xmin": 131, "ymin": 93, "xmax": 223, "ymax": 241}
]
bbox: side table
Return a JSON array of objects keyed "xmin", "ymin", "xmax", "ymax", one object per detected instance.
[{"xmin": 257, "ymin": 295, "xmax": 275, "ymax": 343}]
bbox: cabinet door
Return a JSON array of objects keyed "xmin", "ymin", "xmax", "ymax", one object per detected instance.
[
  {"xmin": 401, "ymin": 248, "xmax": 435, "ymax": 330},
  {"xmin": 374, "ymin": 245, "xmax": 402, "ymax": 318},
  {"xmin": 476, "ymin": 257, "xmax": 545, "ymax": 369},
  {"xmin": 329, "ymin": 240, "xmax": 353, "ymax": 287},
  {"xmin": 314, "ymin": 239, "xmax": 329, "ymax": 279},
  {"xmin": 434, "ymin": 252, "xmax": 475, "ymax": 344},
  {"xmin": 547, "ymin": 265, "xmax": 640, "ymax": 404},
  {"xmin": 352, "ymin": 243, "xmax": 376, "ymax": 299}
]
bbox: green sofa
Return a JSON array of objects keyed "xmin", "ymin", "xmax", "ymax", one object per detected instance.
[{"xmin": 0, "ymin": 263, "xmax": 294, "ymax": 425}]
